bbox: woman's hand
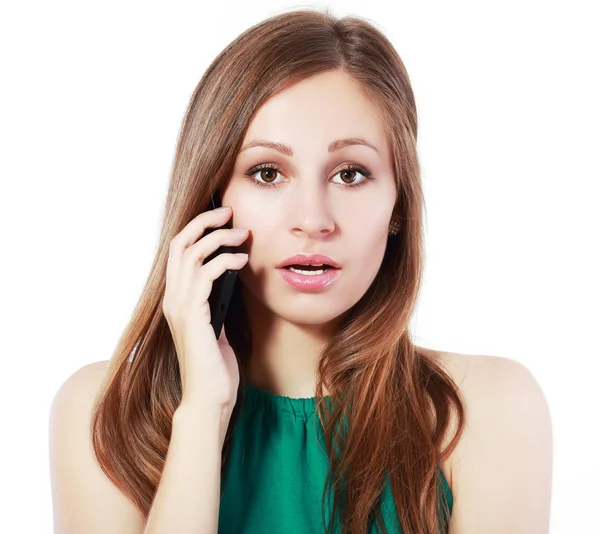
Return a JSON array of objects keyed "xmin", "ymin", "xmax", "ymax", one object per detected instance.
[{"xmin": 162, "ymin": 206, "xmax": 249, "ymax": 414}]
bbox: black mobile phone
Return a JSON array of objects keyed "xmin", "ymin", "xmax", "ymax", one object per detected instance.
[{"xmin": 203, "ymin": 191, "xmax": 240, "ymax": 340}]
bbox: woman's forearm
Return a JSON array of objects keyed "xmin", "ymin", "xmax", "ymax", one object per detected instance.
[{"xmin": 143, "ymin": 403, "xmax": 229, "ymax": 534}]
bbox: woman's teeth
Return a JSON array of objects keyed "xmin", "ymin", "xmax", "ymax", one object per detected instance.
[{"xmin": 289, "ymin": 267, "xmax": 326, "ymax": 275}]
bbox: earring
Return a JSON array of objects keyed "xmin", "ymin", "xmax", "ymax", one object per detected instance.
[{"xmin": 388, "ymin": 219, "xmax": 400, "ymax": 235}]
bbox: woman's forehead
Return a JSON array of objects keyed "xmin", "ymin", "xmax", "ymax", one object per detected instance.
[{"xmin": 241, "ymin": 71, "xmax": 388, "ymax": 155}]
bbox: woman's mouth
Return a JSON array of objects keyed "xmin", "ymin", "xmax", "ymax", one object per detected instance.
[{"xmin": 276, "ymin": 265, "xmax": 341, "ymax": 290}]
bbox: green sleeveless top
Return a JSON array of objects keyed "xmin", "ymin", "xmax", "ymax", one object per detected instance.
[{"xmin": 218, "ymin": 381, "xmax": 453, "ymax": 533}]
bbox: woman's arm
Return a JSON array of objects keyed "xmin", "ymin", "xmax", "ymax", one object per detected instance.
[
  {"xmin": 143, "ymin": 402, "xmax": 229, "ymax": 534},
  {"xmin": 448, "ymin": 355, "xmax": 553, "ymax": 534}
]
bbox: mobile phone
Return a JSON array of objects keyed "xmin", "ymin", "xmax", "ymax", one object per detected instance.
[{"xmin": 203, "ymin": 191, "xmax": 240, "ymax": 340}]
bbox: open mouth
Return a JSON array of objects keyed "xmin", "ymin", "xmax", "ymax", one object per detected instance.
[
  {"xmin": 282, "ymin": 264, "xmax": 338, "ymax": 274},
  {"xmin": 276, "ymin": 262, "xmax": 341, "ymax": 289}
]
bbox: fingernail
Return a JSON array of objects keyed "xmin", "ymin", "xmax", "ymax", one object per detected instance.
[{"xmin": 216, "ymin": 206, "xmax": 231, "ymax": 212}]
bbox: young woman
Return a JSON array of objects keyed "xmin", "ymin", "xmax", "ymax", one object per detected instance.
[{"xmin": 49, "ymin": 8, "xmax": 552, "ymax": 534}]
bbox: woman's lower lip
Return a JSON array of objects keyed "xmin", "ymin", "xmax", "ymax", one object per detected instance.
[{"xmin": 276, "ymin": 267, "xmax": 341, "ymax": 290}]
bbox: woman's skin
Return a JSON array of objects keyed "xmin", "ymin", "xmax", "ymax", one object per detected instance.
[{"xmin": 221, "ymin": 69, "xmax": 397, "ymax": 399}]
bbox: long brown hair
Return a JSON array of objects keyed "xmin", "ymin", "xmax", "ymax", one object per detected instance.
[{"xmin": 91, "ymin": 7, "xmax": 465, "ymax": 533}]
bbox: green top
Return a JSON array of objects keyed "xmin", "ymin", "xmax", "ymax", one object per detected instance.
[{"xmin": 218, "ymin": 381, "xmax": 453, "ymax": 533}]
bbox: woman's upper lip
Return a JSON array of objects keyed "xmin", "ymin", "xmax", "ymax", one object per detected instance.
[{"xmin": 277, "ymin": 253, "xmax": 341, "ymax": 269}]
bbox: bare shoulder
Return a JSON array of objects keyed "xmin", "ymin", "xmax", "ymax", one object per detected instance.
[
  {"xmin": 50, "ymin": 360, "xmax": 112, "ymax": 422},
  {"xmin": 49, "ymin": 360, "xmax": 111, "ymax": 425},
  {"xmin": 49, "ymin": 360, "xmax": 145, "ymax": 534},
  {"xmin": 422, "ymin": 349, "xmax": 553, "ymax": 533}
]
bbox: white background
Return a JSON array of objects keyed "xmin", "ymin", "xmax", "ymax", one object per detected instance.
[{"xmin": 1, "ymin": 0, "xmax": 598, "ymax": 532}]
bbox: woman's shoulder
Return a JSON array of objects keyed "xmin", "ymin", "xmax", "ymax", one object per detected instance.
[
  {"xmin": 85, "ymin": 359, "xmax": 112, "ymax": 394},
  {"xmin": 54, "ymin": 359, "xmax": 112, "ymax": 401},
  {"xmin": 420, "ymin": 348, "xmax": 552, "ymax": 530},
  {"xmin": 49, "ymin": 359, "xmax": 147, "ymax": 532},
  {"xmin": 416, "ymin": 348, "xmax": 535, "ymax": 479}
]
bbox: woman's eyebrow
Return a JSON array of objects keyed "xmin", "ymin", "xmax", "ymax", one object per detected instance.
[{"xmin": 239, "ymin": 137, "xmax": 380, "ymax": 156}]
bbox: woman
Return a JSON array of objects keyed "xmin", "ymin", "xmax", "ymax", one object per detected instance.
[{"xmin": 49, "ymin": 7, "xmax": 552, "ymax": 534}]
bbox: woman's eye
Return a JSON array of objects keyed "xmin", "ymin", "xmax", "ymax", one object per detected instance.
[
  {"xmin": 252, "ymin": 167, "xmax": 281, "ymax": 185},
  {"xmin": 332, "ymin": 167, "xmax": 371, "ymax": 186},
  {"xmin": 245, "ymin": 164, "xmax": 373, "ymax": 189}
]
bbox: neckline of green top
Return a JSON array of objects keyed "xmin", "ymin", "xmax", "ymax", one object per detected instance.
[{"xmin": 240, "ymin": 381, "xmax": 333, "ymax": 422}]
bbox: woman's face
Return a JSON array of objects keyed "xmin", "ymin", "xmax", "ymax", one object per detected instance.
[{"xmin": 221, "ymin": 69, "xmax": 397, "ymax": 326}]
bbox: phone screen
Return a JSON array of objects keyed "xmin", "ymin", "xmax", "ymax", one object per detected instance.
[{"xmin": 203, "ymin": 191, "xmax": 240, "ymax": 340}]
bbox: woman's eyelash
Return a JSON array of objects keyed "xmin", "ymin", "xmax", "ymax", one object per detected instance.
[{"xmin": 244, "ymin": 163, "xmax": 374, "ymax": 189}]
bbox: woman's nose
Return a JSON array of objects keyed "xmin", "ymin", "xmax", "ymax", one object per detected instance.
[{"xmin": 286, "ymin": 184, "xmax": 335, "ymax": 237}]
